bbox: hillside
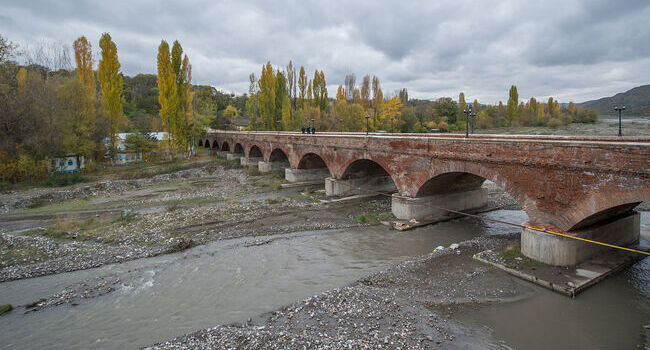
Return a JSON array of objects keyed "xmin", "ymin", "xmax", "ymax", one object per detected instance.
[{"xmin": 578, "ymin": 84, "xmax": 650, "ymax": 116}]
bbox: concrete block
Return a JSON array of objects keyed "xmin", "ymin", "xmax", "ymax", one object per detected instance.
[
  {"xmin": 226, "ymin": 153, "xmax": 242, "ymax": 161},
  {"xmin": 521, "ymin": 212, "xmax": 640, "ymax": 266},
  {"xmin": 240, "ymin": 157, "xmax": 263, "ymax": 166},
  {"xmin": 325, "ymin": 176, "xmax": 396, "ymax": 197},
  {"xmin": 285, "ymin": 168, "xmax": 330, "ymax": 183},
  {"xmin": 258, "ymin": 161, "xmax": 289, "ymax": 173},
  {"xmin": 391, "ymin": 188, "xmax": 487, "ymax": 221}
]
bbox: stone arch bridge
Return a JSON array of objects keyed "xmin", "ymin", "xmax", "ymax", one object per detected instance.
[{"xmin": 205, "ymin": 130, "xmax": 650, "ymax": 266}]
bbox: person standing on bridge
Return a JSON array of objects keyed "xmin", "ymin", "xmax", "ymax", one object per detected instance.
[
  {"xmin": 306, "ymin": 126, "xmax": 311, "ymax": 133},
  {"xmin": 301, "ymin": 126, "xmax": 305, "ymax": 134},
  {"xmin": 312, "ymin": 127, "xmax": 316, "ymax": 134}
]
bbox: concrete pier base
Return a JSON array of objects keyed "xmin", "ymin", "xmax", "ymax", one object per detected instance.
[
  {"xmin": 226, "ymin": 153, "xmax": 242, "ymax": 161},
  {"xmin": 325, "ymin": 176, "xmax": 396, "ymax": 197},
  {"xmin": 521, "ymin": 212, "xmax": 640, "ymax": 266},
  {"xmin": 258, "ymin": 161, "xmax": 289, "ymax": 173},
  {"xmin": 391, "ymin": 188, "xmax": 488, "ymax": 221},
  {"xmin": 240, "ymin": 157, "xmax": 263, "ymax": 166},
  {"xmin": 285, "ymin": 168, "xmax": 330, "ymax": 183}
]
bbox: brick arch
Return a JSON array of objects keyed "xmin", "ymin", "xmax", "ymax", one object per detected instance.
[
  {"xmin": 296, "ymin": 152, "xmax": 332, "ymax": 176},
  {"xmin": 414, "ymin": 160, "xmax": 534, "ymax": 221},
  {"xmin": 335, "ymin": 157, "xmax": 397, "ymax": 187},
  {"xmin": 268, "ymin": 148, "xmax": 290, "ymax": 163},
  {"xmin": 248, "ymin": 145, "xmax": 263, "ymax": 158},
  {"xmin": 233, "ymin": 143, "xmax": 244, "ymax": 154},
  {"xmin": 565, "ymin": 187, "xmax": 649, "ymax": 231},
  {"xmin": 203, "ymin": 139, "xmax": 209, "ymax": 148},
  {"xmin": 221, "ymin": 141, "xmax": 230, "ymax": 152}
]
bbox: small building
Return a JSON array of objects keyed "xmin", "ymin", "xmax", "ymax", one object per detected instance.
[
  {"xmin": 115, "ymin": 151, "xmax": 142, "ymax": 166},
  {"xmin": 53, "ymin": 155, "xmax": 85, "ymax": 173}
]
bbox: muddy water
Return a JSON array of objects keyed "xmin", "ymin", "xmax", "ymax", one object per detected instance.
[{"xmin": 0, "ymin": 210, "xmax": 647, "ymax": 349}]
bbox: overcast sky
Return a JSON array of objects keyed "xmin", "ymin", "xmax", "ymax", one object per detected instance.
[{"xmin": 2, "ymin": 0, "xmax": 649, "ymax": 103}]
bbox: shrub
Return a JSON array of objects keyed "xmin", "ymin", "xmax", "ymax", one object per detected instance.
[
  {"xmin": 0, "ymin": 152, "xmax": 48, "ymax": 183},
  {"xmin": 44, "ymin": 171, "xmax": 85, "ymax": 187},
  {"xmin": 437, "ymin": 121, "xmax": 449, "ymax": 132}
]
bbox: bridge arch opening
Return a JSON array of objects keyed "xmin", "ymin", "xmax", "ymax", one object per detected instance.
[
  {"xmin": 233, "ymin": 143, "xmax": 244, "ymax": 154},
  {"xmin": 248, "ymin": 145, "xmax": 263, "ymax": 158},
  {"xmin": 221, "ymin": 142, "xmax": 230, "ymax": 152},
  {"xmin": 269, "ymin": 148, "xmax": 289, "ymax": 163},
  {"xmin": 298, "ymin": 153, "xmax": 328, "ymax": 170},
  {"xmin": 211, "ymin": 140, "xmax": 219, "ymax": 150},
  {"xmin": 202, "ymin": 139, "xmax": 208, "ymax": 148},
  {"xmin": 416, "ymin": 172, "xmax": 487, "ymax": 197},
  {"xmin": 568, "ymin": 202, "xmax": 641, "ymax": 231},
  {"xmin": 199, "ymin": 140, "xmax": 203, "ymax": 147},
  {"xmin": 327, "ymin": 159, "xmax": 396, "ymax": 196}
]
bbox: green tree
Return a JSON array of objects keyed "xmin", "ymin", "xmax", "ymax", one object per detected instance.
[
  {"xmin": 456, "ymin": 92, "xmax": 466, "ymax": 127},
  {"xmin": 98, "ymin": 33, "xmax": 125, "ymax": 158},
  {"xmin": 506, "ymin": 85, "xmax": 519, "ymax": 125},
  {"xmin": 156, "ymin": 40, "xmax": 177, "ymax": 150}
]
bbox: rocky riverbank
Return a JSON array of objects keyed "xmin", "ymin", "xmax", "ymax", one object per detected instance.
[{"xmin": 148, "ymin": 235, "xmax": 531, "ymax": 349}]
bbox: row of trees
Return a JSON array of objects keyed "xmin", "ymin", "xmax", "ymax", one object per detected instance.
[{"xmin": 240, "ymin": 63, "xmax": 597, "ymax": 133}]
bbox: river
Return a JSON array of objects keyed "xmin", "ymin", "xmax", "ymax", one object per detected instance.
[{"xmin": 0, "ymin": 210, "xmax": 647, "ymax": 349}]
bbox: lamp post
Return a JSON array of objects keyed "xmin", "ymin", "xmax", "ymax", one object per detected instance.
[
  {"xmin": 463, "ymin": 106, "xmax": 472, "ymax": 138},
  {"xmin": 311, "ymin": 118, "xmax": 315, "ymax": 133},
  {"xmin": 365, "ymin": 114, "xmax": 370, "ymax": 135},
  {"xmin": 276, "ymin": 120, "xmax": 281, "ymax": 131},
  {"xmin": 390, "ymin": 117, "xmax": 394, "ymax": 133},
  {"xmin": 614, "ymin": 105, "xmax": 625, "ymax": 137},
  {"xmin": 338, "ymin": 119, "xmax": 343, "ymax": 132}
]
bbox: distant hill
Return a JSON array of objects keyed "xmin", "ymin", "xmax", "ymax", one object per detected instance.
[{"xmin": 578, "ymin": 84, "xmax": 650, "ymax": 116}]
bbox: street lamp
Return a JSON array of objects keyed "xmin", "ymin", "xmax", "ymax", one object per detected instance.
[
  {"xmin": 338, "ymin": 119, "xmax": 343, "ymax": 132},
  {"xmin": 365, "ymin": 114, "xmax": 370, "ymax": 135},
  {"xmin": 614, "ymin": 105, "xmax": 625, "ymax": 137},
  {"xmin": 311, "ymin": 118, "xmax": 315, "ymax": 134},
  {"xmin": 463, "ymin": 105, "xmax": 473, "ymax": 138},
  {"xmin": 390, "ymin": 117, "xmax": 394, "ymax": 133},
  {"xmin": 276, "ymin": 120, "xmax": 281, "ymax": 131}
]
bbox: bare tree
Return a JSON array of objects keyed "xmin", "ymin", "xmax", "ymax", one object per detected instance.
[
  {"xmin": 0, "ymin": 34, "xmax": 17, "ymax": 63},
  {"xmin": 344, "ymin": 73, "xmax": 356, "ymax": 102},
  {"xmin": 22, "ymin": 39, "xmax": 73, "ymax": 72}
]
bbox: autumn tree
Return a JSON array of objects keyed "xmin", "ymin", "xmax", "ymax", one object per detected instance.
[
  {"xmin": 456, "ymin": 92, "xmax": 466, "ymax": 126},
  {"xmin": 72, "ymin": 36, "xmax": 94, "ymax": 97},
  {"xmin": 371, "ymin": 76, "xmax": 382, "ymax": 124},
  {"xmin": 379, "ymin": 96, "xmax": 403, "ymax": 131},
  {"xmin": 157, "ymin": 40, "xmax": 177, "ymax": 152},
  {"xmin": 98, "ymin": 33, "xmax": 125, "ymax": 158},
  {"xmin": 246, "ymin": 73, "xmax": 260, "ymax": 130},
  {"xmin": 506, "ymin": 85, "xmax": 519, "ymax": 126},
  {"xmin": 258, "ymin": 62, "xmax": 276, "ymax": 129},
  {"xmin": 287, "ymin": 60, "xmax": 296, "ymax": 114},
  {"xmin": 298, "ymin": 66, "xmax": 307, "ymax": 109},
  {"xmin": 336, "ymin": 85, "xmax": 346, "ymax": 104}
]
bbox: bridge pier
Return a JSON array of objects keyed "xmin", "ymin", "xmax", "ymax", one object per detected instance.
[
  {"xmin": 258, "ymin": 161, "xmax": 289, "ymax": 173},
  {"xmin": 325, "ymin": 176, "xmax": 396, "ymax": 197},
  {"xmin": 521, "ymin": 212, "xmax": 640, "ymax": 266},
  {"xmin": 240, "ymin": 157, "xmax": 263, "ymax": 167},
  {"xmin": 285, "ymin": 168, "xmax": 329, "ymax": 183},
  {"xmin": 391, "ymin": 188, "xmax": 488, "ymax": 222},
  {"xmin": 226, "ymin": 153, "xmax": 242, "ymax": 161}
]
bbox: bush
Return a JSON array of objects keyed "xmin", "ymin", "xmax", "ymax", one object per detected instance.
[
  {"xmin": 437, "ymin": 121, "xmax": 449, "ymax": 132},
  {"xmin": 44, "ymin": 171, "xmax": 85, "ymax": 187},
  {"xmin": 0, "ymin": 152, "xmax": 48, "ymax": 183}
]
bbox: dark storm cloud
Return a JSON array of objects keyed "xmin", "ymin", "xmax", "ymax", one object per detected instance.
[{"xmin": 1, "ymin": 0, "xmax": 648, "ymax": 103}]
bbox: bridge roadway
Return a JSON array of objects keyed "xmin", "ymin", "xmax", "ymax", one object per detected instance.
[{"xmin": 204, "ymin": 130, "xmax": 650, "ymax": 266}]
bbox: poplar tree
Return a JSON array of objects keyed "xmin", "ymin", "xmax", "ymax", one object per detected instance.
[
  {"xmin": 361, "ymin": 75, "xmax": 370, "ymax": 110},
  {"xmin": 298, "ymin": 66, "xmax": 307, "ymax": 110},
  {"xmin": 506, "ymin": 85, "xmax": 518, "ymax": 125},
  {"xmin": 73, "ymin": 36, "xmax": 95, "ymax": 97},
  {"xmin": 258, "ymin": 62, "xmax": 276, "ymax": 129},
  {"xmin": 336, "ymin": 85, "xmax": 346, "ymax": 103},
  {"xmin": 98, "ymin": 33, "xmax": 125, "ymax": 159},
  {"xmin": 157, "ymin": 40, "xmax": 177, "ymax": 150},
  {"xmin": 457, "ymin": 92, "xmax": 466, "ymax": 126}
]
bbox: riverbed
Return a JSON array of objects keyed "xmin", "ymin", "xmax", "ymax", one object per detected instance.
[{"xmin": 0, "ymin": 210, "xmax": 648, "ymax": 349}]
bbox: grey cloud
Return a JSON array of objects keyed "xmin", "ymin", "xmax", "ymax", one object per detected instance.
[{"xmin": 1, "ymin": 0, "xmax": 648, "ymax": 103}]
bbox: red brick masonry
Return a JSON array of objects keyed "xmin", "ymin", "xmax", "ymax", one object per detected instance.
[{"xmin": 207, "ymin": 131, "xmax": 650, "ymax": 232}]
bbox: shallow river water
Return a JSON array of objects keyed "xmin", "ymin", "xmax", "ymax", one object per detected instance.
[{"xmin": 0, "ymin": 210, "xmax": 647, "ymax": 349}]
